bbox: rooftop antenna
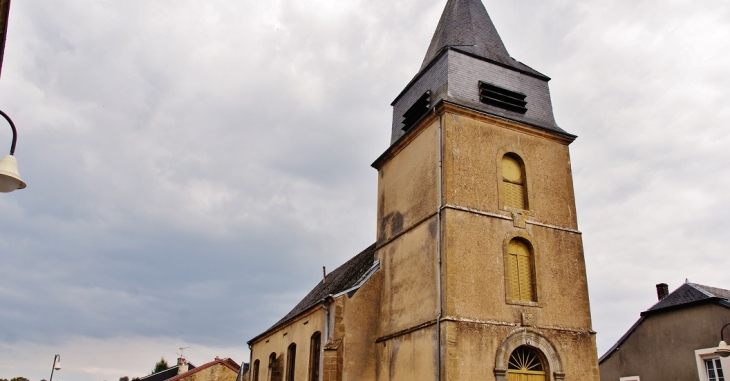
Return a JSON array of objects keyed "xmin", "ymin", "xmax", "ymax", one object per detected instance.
[{"xmin": 178, "ymin": 346, "xmax": 191, "ymax": 358}]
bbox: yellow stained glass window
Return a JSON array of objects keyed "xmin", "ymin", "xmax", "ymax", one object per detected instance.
[
  {"xmin": 507, "ymin": 239, "xmax": 535, "ymax": 302},
  {"xmin": 502, "ymin": 155, "xmax": 527, "ymax": 209},
  {"xmin": 507, "ymin": 346, "xmax": 546, "ymax": 381}
]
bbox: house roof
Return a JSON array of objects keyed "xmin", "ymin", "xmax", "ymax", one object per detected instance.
[
  {"xmin": 167, "ymin": 357, "xmax": 239, "ymax": 381},
  {"xmin": 419, "ymin": 0, "xmax": 545, "ymax": 78},
  {"xmin": 248, "ymin": 243, "xmax": 377, "ymax": 344},
  {"xmin": 599, "ymin": 282, "xmax": 730, "ymax": 363},
  {"xmin": 135, "ymin": 363, "xmax": 196, "ymax": 381},
  {"xmin": 643, "ymin": 282, "xmax": 730, "ymax": 316}
]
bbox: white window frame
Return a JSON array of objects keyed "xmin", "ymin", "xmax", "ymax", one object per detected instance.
[
  {"xmin": 696, "ymin": 347, "xmax": 729, "ymax": 381},
  {"xmin": 620, "ymin": 376, "xmax": 640, "ymax": 381}
]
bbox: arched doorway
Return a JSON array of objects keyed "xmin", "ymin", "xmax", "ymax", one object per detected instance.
[{"xmin": 507, "ymin": 346, "xmax": 546, "ymax": 381}]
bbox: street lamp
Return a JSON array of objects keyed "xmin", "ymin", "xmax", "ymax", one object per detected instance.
[
  {"xmin": 715, "ymin": 323, "xmax": 730, "ymax": 358},
  {"xmin": 0, "ymin": 109, "xmax": 26, "ymax": 192},
  {"xmin": 49, "ymin": 354, "xmax": 61, "ymax": 381}
]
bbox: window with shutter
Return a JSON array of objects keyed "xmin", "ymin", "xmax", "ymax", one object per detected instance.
[
  {"xmin": 507, "ymin": 239, "xmax": 535, "ymax": 302},
  {"xmin": 502, "ymin": 154, "xmax": 527, "ymax": 210}
]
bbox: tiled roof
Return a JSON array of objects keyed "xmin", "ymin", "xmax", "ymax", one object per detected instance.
[
  {"xmin": 420, "ymin": 0, "xmax": 544, "ymax": 78},
  {"xmin": 167, "ymin": 358, "xmax": 239, "ymax": 381},
  {"xmin": 643, "ymin": 282, "xmax": 730, "ymax": 315},
  {"xmin": 599, "ymin": 282, "xmax": 730, "ymax": 363},
  {"xmin": 135, "ymin": 364, "xmax": 196, "ymax": 381},
  {"xmin": 248, "ymin": 244, "xmax": 377, "ymax": 344}
]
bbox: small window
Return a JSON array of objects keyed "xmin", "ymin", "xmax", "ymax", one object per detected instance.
[
  {"xmin": 507, "ymin": 238, "xmax": 535, "ymax": 302},
  {"xmin": 706, "ymin": 358, "xmax": 725, "ymax": 381},
  {"xmin": 309, "ymin": 332, "xmax": 322, "ymax": 381},
  {"xmin": 252, "ymin": 360, "xmax": 260, "ymax": 381},
  {"xmin": 286, "ymin": 344, "xmax": 297, "ymax": 381},
  {"xmin": 508, "ymin": 346, "xmax": 545, "ymax": 378},
  {"xmin": 501, "ymin": 154, "xmax": 527, "ymax": 210}
]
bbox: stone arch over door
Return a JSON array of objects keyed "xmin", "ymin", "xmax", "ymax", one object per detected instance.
[{"xmin": 494, "ymin": 328, "xmax": 565, "ymax": 381}]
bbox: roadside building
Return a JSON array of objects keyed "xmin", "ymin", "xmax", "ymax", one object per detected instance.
[{"xmin": 599, "ymin": 282, "xmax": 730, "ymax": 381}]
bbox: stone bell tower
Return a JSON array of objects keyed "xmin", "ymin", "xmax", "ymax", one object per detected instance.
[{"xmin": 371, "ymin": 0, "xmax": 601, "ymax": 380}]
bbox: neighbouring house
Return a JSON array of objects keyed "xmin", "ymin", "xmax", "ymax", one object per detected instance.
[
  {"xmin": 136, "ymin": 358, "xmax": 196, "ymax": 381},
  {"xmin": 246, "ymin": 0, "xmax": 601, "ymax": 380},
  {"xmin": 599, "ymin": 282, "xmax": 730, "ymax": 381},
  {"xmin": 168, "ymin": 357, "xmax": 245, "ymax": 381}
]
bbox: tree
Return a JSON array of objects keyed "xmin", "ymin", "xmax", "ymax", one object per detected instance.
[
  {"xmin": 120, "ymin": 377, "xmax": 130, "ymax": 381},
  {"xmin": 152, "ymin": 357, "xmax": 169, "ymax": 374}
]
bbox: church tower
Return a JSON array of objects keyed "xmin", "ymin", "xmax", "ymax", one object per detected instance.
[{"xmin": 371, "ymin": 0, "xmax": 601, "ymax": 380}]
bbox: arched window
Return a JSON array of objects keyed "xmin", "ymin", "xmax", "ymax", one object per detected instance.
[
  {"xmin": 507, "ymin": 238, "xmax": 535, "ymax": 302},
  {"xmin": 252, "ymin": 360, "xmax": 260, "ymax": 381},
  {"xmin": 502, "ymin": 154, "xmax": 527, "ymax": 210},
  {"xmin": 286, "ymin": 343, "xmax": 296, "ymax": 381},
  {"xmin": 309, "ymin": 332, "xmax": 321, "ymax": 381},
  {"xmin": 508, "ymin": 346, "xmax": 546, "ymax": 381},
  {"xmin": 268, "ymin": 353, "xmax": 281, "ymax": 381},
  {"xmin": 269, "ymin": 352, "xmax": 277, "ymax": 366}
]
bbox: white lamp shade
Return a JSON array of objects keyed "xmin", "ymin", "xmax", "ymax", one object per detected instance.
[
  {"xmin": 54, "ymin": 360, "xmax": 61, "ymax": 370},
  {"xmin": 717, "ymin": 341, "xmax": 730, "ymax": 358},
  {"xmin": 0, "ymin": 154, "xmax": 26, "ymax": 192}
]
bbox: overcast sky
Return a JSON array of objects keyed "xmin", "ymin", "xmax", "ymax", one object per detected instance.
[{"xmin": 1, "ymin": 0, "xmax": 729, "ymax": 379}]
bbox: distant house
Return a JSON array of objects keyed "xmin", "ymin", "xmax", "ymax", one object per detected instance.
[
  {"xmin": 599, "ymin": 282, "xmax": 730, "ymax": 381},
  {"xmin": 136, "ymin": 359, "xmax": 196, "ymax": 381},
  {"xmin": 167, "ymin": 357, "xmax": 244, "ymax": 381}
]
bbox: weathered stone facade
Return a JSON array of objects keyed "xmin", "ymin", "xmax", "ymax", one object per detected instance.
[{"xmin": 247, "ymin": 1, "xmax": 601, "ymax": 380}]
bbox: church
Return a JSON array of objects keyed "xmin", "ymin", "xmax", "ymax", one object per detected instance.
[{"xmin": 246, "ymin": 0, "xmax": 601, "ymax": 380}]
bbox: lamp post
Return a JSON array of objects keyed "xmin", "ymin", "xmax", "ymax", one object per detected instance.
[
  {"xmin": 0, "ymin": 109, "xmax": 26, "ymax": 192},
  {"xmin": 49, "ymin": 354, "xmax": 61, "ymax": 381},
  {"xmin": 715, "ymin": 323, "xmax": 730, "ymax": 358}
]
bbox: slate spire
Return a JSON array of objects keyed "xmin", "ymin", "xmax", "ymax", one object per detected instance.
[
  {"xmin": 421, "ymin": 0, "xmax": 513, "ymax": 71},
  {"xmin": 387, "ymin": 0, "xmax": 566, "ymax": 145}
]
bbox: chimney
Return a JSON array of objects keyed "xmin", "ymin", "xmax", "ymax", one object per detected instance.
[
  {"xmin": 177, "ymin": 358, "xmax": 188, "ymax": 374},
  {"xmin": 656, "ymin": 283, "xmax": 669, "ymax": 301}
]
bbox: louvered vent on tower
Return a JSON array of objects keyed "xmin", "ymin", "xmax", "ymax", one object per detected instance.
[
  {"xmin": 479, "ymin": 81, "xmax": 527, "ymax": 114},
  {"xmin": 402, "ymin": 91, "xmax": 431, "ymax": 131}
]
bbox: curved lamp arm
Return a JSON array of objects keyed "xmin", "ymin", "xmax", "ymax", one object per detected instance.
[
  {"xmin": 716, "ymin": 323, "xmax": 730, "ymax": 357},
  {"xmin": 721, "ymin": 323, "xmax": 730, "ymax": 342},
  {"xmin": 0, "ymin": 110, "xmax": 18, "ymax": 155},
  {"xmin": 0, "ymin": 109, "xmax": 17, "ymax": 155},
  {"xmin": 0, "ymin": 108, "xmax": 26, "ymax": 192}
]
